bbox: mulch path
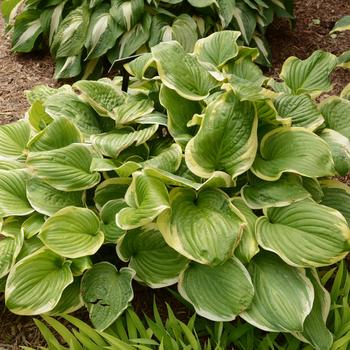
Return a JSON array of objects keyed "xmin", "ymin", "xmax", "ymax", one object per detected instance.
[{"xmin": 0, "ymin": 0, "xmax": 350, "ymax": 348}]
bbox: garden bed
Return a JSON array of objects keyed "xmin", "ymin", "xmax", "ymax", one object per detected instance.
[{"xmin": 0, "ymin": 0, "xmax": 350, "ymax": 348}]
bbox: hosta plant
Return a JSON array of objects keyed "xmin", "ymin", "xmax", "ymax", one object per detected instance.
[
  {"xmin": 1, "ymin": 0, "xmax": 294, "ymax": 79},
  {"xmin": 0, "ymin": 32, "xmax": 350, "ymax": 350}
]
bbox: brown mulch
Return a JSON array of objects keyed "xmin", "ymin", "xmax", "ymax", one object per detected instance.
[{"xmin": 0, "ymin": 0, "xmax": 350, "ymax": 349}]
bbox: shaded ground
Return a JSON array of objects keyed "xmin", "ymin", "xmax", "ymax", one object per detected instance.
[{"xmin": 1, "ymin": 0, "xmax": 350, "ymax": 348}]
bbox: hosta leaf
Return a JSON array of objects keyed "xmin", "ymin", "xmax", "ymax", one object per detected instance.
[
  {"xmin": 44, "ymin": 93, "xmax": 101, "ymax": 135},
  {"xmin": 21, "ymin": 213, "xmax": 45, "ymax": 239},
  {"xmin": 112, "ymin": 94, "xmax": 154, "ymax": 125},
  {"xmin": 39, "ymin": 207, "xmax": 104, "ymax": 259},
  {"xmin": 231, "ymin": 198, "xmax": 259, "ymax": 264},
  {"xmin": 187, "ymin": 0, "xmax": 217, "ymax": 7},
  {"xmin": 157, "ymin": 188, "xmax": 245, "ymax": 265},
  {"xmin": 293, "ymin": 269, "xmax": 333, "ymax": 350},
  {"xmin": 12, "ymin": 10, "xmax": 42, "ymax": 52},
  {"xmin": 116, "ymin": 173, "xmax": 169, "ymax": 230},
  {"xmin": 185, "ymin": 91, "xmax": 257, "ymax": 179},
  {"xmin": 251, "ymin": 128, "xmax": 335, "ymax": 181},
  {"xmin": 159, "ymin": 85, "xmax": 201, "ymax": 147},
  {"xmin": 70, "ymin": 256, "xmax": 93, "ymax": 276},
  {"xmin": 320, "ymin": 180, "xmax": 350, "ymax": 226},
  {"xmin": 112, "ymin": 13, "xmax": 151, "ymax": 59},
  {"xmin": 319, "ymin": 128, "xmax": 350, "ymax": 176},
  {"xmin": 0, "ymin": 170, "xmax": 33, "ymax": 217},
  {"xmin": 54, "ymin": 55, "xmax": 82, "ymax": 79},
  {"xmin": 231, "ymin": 3, "xmax": 256, "ymax": 44},
  {"xmin": 85, "ymin": 4, "xmax": 122, "ymax": 60},
  {"xmin": 110, "ymin": 0, "xmax": 144, "ymax": 31},
  {"xmin": 217, "ymin": 0, "xmax": 236, "ymax": 27},
  {"xmin": 73, "ymin": 80, "xmax": 125, "ymax": 116},
  {"xmin": 27, "ymin": 101, "xmax": 53, "ymax": 132},
  {"xmin": 256, "ymin": 199, "xmax": 350, "ymax": 267},
  {"xmin": 27, "ymin": 117, "xmax": 83, "ymax": 152},
  {"xmin": 16, "ymin": 236, "xmax": 44, "ymax": 262},
  {"xmin": 319, "ymin": 96, "xmax": 350, "ymax": 139},
  {"xmin": 0, "ymin": 120, "xmax": 30, "ymax": 160},
  {"xmin": 81, "ymin": 262, "xmax": 135, "ymax": 330},
  {"xmin": 241, "ymin": 175, "xmax": 311, "ymax": 209},
  {"xmin": 280, "ymin": 51, "xmax": 338, "ymax": 95},
  {"xmin": 100, "ymin": 199, "xmax": 127, "ymax": 243},
  {"xmin": 151, "ymin": 41, "xmax": 219, "ymax": 100},
  {"xmin": 1, "ymin": 0, "xmax": 23, "ymax": 23},
  {"xmin": 51, "ymin": 3, "xmax": 90, "ymax": 58},
  {"xmin": 5, "ymin": 248, "xmax": 73, "ymax": 315},
  {"xmin": 241, "ymin": 252, "xmax": 314, "ymax": 332},
  {"xmin": 27, "ymin": 144, "xmax": 101, "ymax": 191},
  {"xmin": 302, "ymin": 177, "xmax": 324, "ymax": 203},
  {"xmin": 91, "ymin": 125, "xmax": 158, "ymax": 158},
  {"xmin": 117, "ymin": 223, "xmax": 189, "ymax": 288},
  {"xmin": 194, "ymin": 31, "xmax": 241, "ymax": 69},
  {"xmin": 0, "ymin": 225, "xmax": 23, "ymax": 278},
  {"xmin": 48, "ymin": 277, "xmax": 83, "ymax": 315},
  {"xmin": 274, "ymin": 94, "xmax": 324, "ymax": 130},
  {"xmin": 0, "ymin": 160, "xmax": 24, "ymax": 171},
  {"xmin": 48, "ymin": 1, "xmax": 66, "ymax": 46},
  {"xmin": 94, "ymin": 178, "xmax": 130, "ymax": 210},
  {"xmin": 26, "ymin": 177, "xmax": 84, "ymax": 216},
  {"xmin": 124, "ymin": 53, "xmax": 155, "ymax": 80},
  {"xmin": 178, "ymin": 258, "xmax": 254, "ymax": 321},
  {"xmin": 330, "ymin": 15, "xmax": 350, "ymax": 33}
]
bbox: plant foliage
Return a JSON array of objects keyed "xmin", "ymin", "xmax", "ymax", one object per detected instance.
[
  {"xmin": 1, "ymin": 0, "xmax": 294, "ymax": 79},
  {"xmin": 0, "ymin": 32, "xmax": 350, "ymax": 350}
]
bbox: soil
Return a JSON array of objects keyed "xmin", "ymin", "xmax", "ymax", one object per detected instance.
[{"xmin": 0, "ymin": 0, "xmax": 350, "ymax": 348}]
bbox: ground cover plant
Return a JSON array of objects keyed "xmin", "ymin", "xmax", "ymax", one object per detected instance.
[
  {"xmin": 0, "ymin": 32, "xmax": 350, "ymax": 349},
  {"xmin": 1, "ymin": 0, "xmax": 294, "ymax": 79}
]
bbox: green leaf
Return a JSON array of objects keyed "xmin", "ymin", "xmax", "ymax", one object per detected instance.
[
  {"xmin": 280, "ymin": 51, "xmax": 338, "ymax": 95},
  {"xmin": 159, "ymin": 85, "xmax": 201, "ymax": 147},
  {"xmin": 292, "ymin": 269, "xmax": 333, "ymax": 350},
  {"xmin": 241, "ymin": 174, "xmax": 311, "ymax": 209},
  {"xmin": 217, "ymin": 0, "xmax": 236, "ymax": 27},
  {"xmin": 319, "ymin": 96, "xmax": 350, "ymax": 139},
  {"xmin": 27, "ymin": 101, "xmax": 53, "ymax": 132},
  {"xmin": 5, "ymin": 248, "xmax": 73, "ymax": 315},
  {"xmin": 0, "ymin": 170, "xmax": 33, "ymax": 217},
  {"xmin": 26, "ymin": 177, "xmax": 84, "ymax": 216},
  {"xmin": 231, "ymin": 3, "xmax": 256, "ymax": 44},
  {"xmin": 151, "ymin": 41, "xmax": 219, "ymax": 101},
  {"xmin": 44, "ymin": 92, "xmax": 101, "ymax": 135},
  {"xmin": 157, "ymin": 188, "xmax": 245, "ymax": 265},
  {"xmin": 94, "ymin": 177, "xmax": 130, "ymax": 210},
  {"xmin": 330, "ymin": 15, "xmax": 350, "ymax": 33},
  {"xmin": 241, "ymin": 252, "xmax": 314, "ymax": 332},
  {"xmin": 320, "ymin": 179, "xmax": 350, "ymax": 226},
  {"xmin": 21, "ymin": 213, "xmax": 45, "ymax": 239},
  {"xmin": 54, "ymin": 55, "xmax": 82, "ymax": 79},
  {"xmin": 100, "ymin": 199, "xmax": 127, "ymax": 243},
  {"xmin": 0, "ymin": 120, "xmax": 30, "ymax": 160},
  {"xmin": 85, "ymin": 4, "xmax": 122, "ymax": 60},
  {"xmin": 12, "ymin": 10, "xmax": 42, "ymax": 52},
  {"xmin": 112, "ymin": 94, "xmax": 154, "ymax": 125},
  {"xmin": 256, "ymin": 199, "xmax": 350, "ymax": 267},
  {"xmin": 110, "ymin": 0, "xmax": 144, "ymax": 31},
  {"xmin": 48, "ymin": 277, "xmax": 84, "ymax": 315},
  {"xmin": 39, "ymin": 207, "xmax": 104, "ymax": 259},
  {"xmin": 319, "ymin": 128, "xmax": 350, "ymax": 176},
  {"xmin": 1, "ymin": 0, "xmax": 23, "ymax": 22},
  {"xmin": 274, "ymin": 94, "xmax": 324, "ymax": 130},
  {"xmin": 185, "ymin": 91, "xmax": 257, "ymax": 179},
  {"xmin": 27, "ymin": 117, "xmax": 83, "ymax": 152},
  {"xmin": 27, "ymin": 144, "xmax": 101, "ymax": 191},
  {"xmin": 91, "ymin": 125, "xmax": 158, "ymax": 158},
  {"xmin": 194, "ymin": 31, "xmax": 241, "ymax": 69},
  {"xmin": 48, "ymin": 1, "xmax": 66, "ymax": 46},
  {"xmin": 231, "ymin": 197, "xmax": 259, "ymax": 264},
  {"xmin": 73, "ymin": 79, "xmax": 125, "ymax": 117},
  {"xmin": 116, "ymin": 173, "xmax": 169, "ymax": 230},
  {"xmin": 117, "ymin": 223, "xmax": 189, "ymax": 288},
  {"xmin": 81, "ymin": 262, "xmax": 135, "ymax": 330},
  {"xmin": 178, "ymin": 258, "xmax": 254, "ymax": 321},
  {"xmin": 251, "ymin": 127, "xmax": 335, "ymax": 181},
  {"xmin": 0, "ymin": 222, "xmax": 24, "ymax": 278},
  {"xmin": 52, "ymin": 3, "xmax": 90, "ymax": 57}
]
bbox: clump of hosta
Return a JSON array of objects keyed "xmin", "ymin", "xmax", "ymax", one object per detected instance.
[
  {"xmin": 1, "ymin": 31, "xmax": 350, "ymax": 349},
  {"xmin": 2, "ymin": 0, "xmax": 293, "ymax": 79}
]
